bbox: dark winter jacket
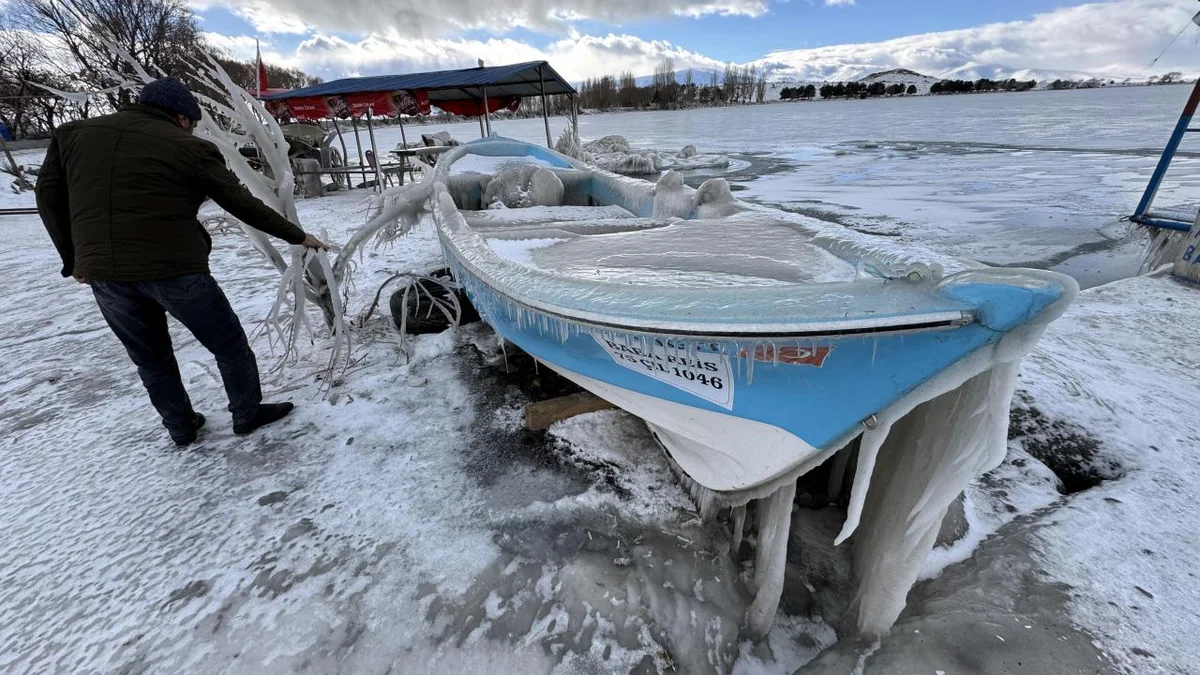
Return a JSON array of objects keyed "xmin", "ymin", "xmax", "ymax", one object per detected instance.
[{"xmin": 36, "ymin": 104, "xmax": 306, "ymax": 281}]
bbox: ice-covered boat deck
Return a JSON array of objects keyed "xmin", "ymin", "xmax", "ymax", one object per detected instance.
[
  {"xmin": 439, "ymin": 153, "xmax": 988, "ymax": 333},
  {"xmin": 471, "ymin": 205, "xmax": 858, "ymax": 286}
]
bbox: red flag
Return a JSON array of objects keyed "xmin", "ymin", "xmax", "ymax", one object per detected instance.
[{"xmin": 255, "ymin": 40, "xmax": 269, "ymax": 97}]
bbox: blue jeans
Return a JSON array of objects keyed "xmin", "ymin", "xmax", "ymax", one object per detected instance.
[{"xmin": 90, "ymin": 273, "xmax": 262, "ymax": 438}]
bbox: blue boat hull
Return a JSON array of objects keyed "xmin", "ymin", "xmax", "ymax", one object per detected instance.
[{"xmin": 445, "ymin": 255, "xmax": 1023, "ymax": 490}]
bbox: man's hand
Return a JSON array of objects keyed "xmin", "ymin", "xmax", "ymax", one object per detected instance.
[
  {"xmin": 300, "ymin": 233, "xmax": 330, "ymax": 251},
  {"xmin": 72, "ymin": 274, "xmax": 88, "ymax": 284}
]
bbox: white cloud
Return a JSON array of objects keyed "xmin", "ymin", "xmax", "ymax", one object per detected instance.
[
  {"xmin": 213, "ymin": 0, "xmax": 1200, "ymax": 84},
  {"xmin": 202, "ymin": 32, "xmax": 263, "ymax": 61},
  {"xmin": 194, "ymin": 0, "xmax": 767, "ymax": 40},
  {"xmin": 824, "ymin": 0, "xmax": 855, "ymax": 6},
  {"xmin": 272, "ymin": 32, "xmax": 725, "ymax": 82},
  {"xmin": 755, "ymin": 0, "xmax": 1200, "ymax": 81}
]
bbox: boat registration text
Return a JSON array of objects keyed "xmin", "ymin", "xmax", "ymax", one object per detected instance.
[{"xmin": 593, "ymin": 336, "xmax": 734, "ymax": 409}]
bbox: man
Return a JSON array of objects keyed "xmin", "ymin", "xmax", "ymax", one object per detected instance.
[{"xmin": 36, "ymin": 77, "xmax": 329, "ymax": 446}]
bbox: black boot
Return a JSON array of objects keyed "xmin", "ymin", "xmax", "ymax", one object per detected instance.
[
  {"xmin": 233, "ymin": 402, "xmax": 295, "ymax": 435},
  {"xmin": 172, "ymin": 413, "xmax": 206, "ymax": 447}
]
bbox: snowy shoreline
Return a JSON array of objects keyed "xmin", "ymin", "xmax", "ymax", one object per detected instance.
[
  {"xmin": 2, "ymin": 187, "xmax": 1196, "ymax": 672},
  {"xmin": 3, "ymin": 90, "xmax": 1198, "ymax": 671}
]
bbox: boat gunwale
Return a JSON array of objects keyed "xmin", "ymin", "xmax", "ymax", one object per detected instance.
[{"xmin": 446, "ymin": 246, "xmax": 977, "ymax": 340}]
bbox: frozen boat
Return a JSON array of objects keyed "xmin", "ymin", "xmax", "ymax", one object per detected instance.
[{"xmin": 428, "ymin": 136, "xmax": 1077, "ymax": 637}]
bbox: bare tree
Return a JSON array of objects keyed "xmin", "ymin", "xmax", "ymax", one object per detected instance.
[
  {"xmin": 653, "ymin": 57, "xmax": 676, "ymax": 91},
  {"xmin": 755, "ymin": 69, "xmax": 767, "ymax": 103},
  {"xmin": 10, "ymin": 0, "xmax": 203, "ymax": 111},
  {"xmin": 0, "ymin": 26, "xmax": 92, "ymax": 138}
]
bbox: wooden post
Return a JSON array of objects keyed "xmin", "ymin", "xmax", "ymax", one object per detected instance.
[
  {"xmin": 524, "ymin": 392, "xmax": 615, "ymax": 430},
  {"xmin": 350, "ymin": 116, "xmax": 367, "ymax": 188},
  {"xmin": 539, "ymin": 65, "xmax": 552, "ymax": 148},
  {"xmin": 365, "ymin": 108, "xmax": 383, "ymax": 193}
]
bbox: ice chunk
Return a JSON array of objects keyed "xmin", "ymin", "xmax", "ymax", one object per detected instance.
[
  {"xmin": 693, "ymin": 178, "xmax": 741, "ymax": 219},
  {"xmin": 482, "ymin": 165, "xmax": 564, "ymax": 209},
  {"xmin": 677, "ymin": 144, "xmax": 698, "ymax": 159},
  {"xmin": 653, "ymin": 171, "xmax": 692, "ymax": 219}
]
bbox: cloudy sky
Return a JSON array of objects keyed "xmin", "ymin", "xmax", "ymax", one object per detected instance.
[{"xmin": 194, "ymin": 0, "xmax": 1200, "ymax": 82}]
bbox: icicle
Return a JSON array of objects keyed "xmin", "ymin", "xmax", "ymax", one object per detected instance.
[
  {"xmin": 745, "ymin": 480, "xmax": 797, "ymax": 640},
  {"xmin": 730, "ymin": 505, "xmax": 747, "ymax": 556}
]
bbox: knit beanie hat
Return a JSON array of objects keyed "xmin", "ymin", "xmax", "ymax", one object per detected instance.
[{"xmin": 139, "ymin": 78, "xmax": 202, "ymax": 122}]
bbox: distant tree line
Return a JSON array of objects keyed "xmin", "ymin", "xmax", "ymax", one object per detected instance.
[
  {"xmin": 779, "ymin": 85, "xmax": 816, "ymax": 100},
  {"xmin": 577, "ymin": 58, "xmax": 769, "ymax": 111},
  {"xmin": 930, "ymin": 78, "xmax": 1037, "ymax": 94},
  {"xmin": 814, "ymin": 82, "xmax": 918, "ymax": 99}
]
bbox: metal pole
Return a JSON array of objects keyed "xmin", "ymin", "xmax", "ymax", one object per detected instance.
[
  {"xmin": 397, "ymin": 114, "xmax": 409, "ymax": 186},
  {"xmin": 1133, "ymin": 77, "xmax": 1200, "ymax": 222},
  {"xmin": 350, "ymin": 116, "xmax": 367, "ymax": 188},
  {"xmin": 571, "ymin": 94, "xmax": 579, "ymax": 138},
  {"xmin": 366, "ymin": 107, "xmax": 383, "ymax": 193},
  {"xmin": 478, "ymin": 108, "xmax": 486, "ymax": 138},
  {"xmin": 331, "ymin": 119, "xmax": 350, "ymax": 188},
  {"xmin": 481, "ymin": 85, "xmax": 491, "ymax": 136},
  {"xmin": 539, "ymin": 65, "xmax": 552, "ymax": 148}
]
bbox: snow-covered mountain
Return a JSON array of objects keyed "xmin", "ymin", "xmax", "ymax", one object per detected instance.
[
  {"xmin": 856, "ymin": 68, "xmax": 941, "ymax": 94},
  {"xmin": 857, "ymin": 68, "xmax": 940, "ymax": 86},
  {"xmin": 630, "ymin": 68, "xmax": 724, "ymax": 87},
  {"xmin": 934, "ymin": 63, "xmax": 1093, "ymax": 84}
]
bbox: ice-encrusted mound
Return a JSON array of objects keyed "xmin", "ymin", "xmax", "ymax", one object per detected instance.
[
  {"xmin": 586, "ymin": 135, "xmax": 634, "ymax": 154},
  {"xmin": 554, "ymin": 131, "xmax": 728, "ymax": 176},
  {"xmin": 483, "ymin": 165, "xmax": 565, "ymax": 209},
  {"xmin": 693, "ymin": 178, "xmax": 741, "ymax": 219},
  {"xmin": 663, "ymin": 144, "xmax": 730, "ymax": 172},
  {"xmin": 652, "ymin": 171, "xmax": 692, "ymax": 219}
]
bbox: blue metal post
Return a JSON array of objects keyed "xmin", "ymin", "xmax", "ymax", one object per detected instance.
[{"xmin": 1133, "ymin": 78, "xmax": 1200, "ymax": 222}]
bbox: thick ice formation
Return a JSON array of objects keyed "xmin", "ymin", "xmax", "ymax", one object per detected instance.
[
  {"xmin": 431, "ymin": 139, "xmax": 1077, "ymax": 642},
  {"xmin": 693, "ymin": 178, "xmax": 740, "ymax": 220},
  {"xmin": 483, "ymin": 165, "xmax": 565, "ymax": 209},
  {"xmin": 652, "ymin": 171, "xmax": 692, "ymax": 219},
  {"xmin": 553, "ymin": 132, "xmax": 729, "ymax": 176}
]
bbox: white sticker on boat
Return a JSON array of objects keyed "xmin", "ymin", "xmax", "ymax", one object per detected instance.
[{"xmin": 592, "ymin": 335, "xmax": 734, "ymax": 409}]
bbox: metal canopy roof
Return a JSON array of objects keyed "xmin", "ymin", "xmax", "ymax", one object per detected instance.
[{"xmin": 262, "ymin": 61, "xmax": 576, "ymax": 102}]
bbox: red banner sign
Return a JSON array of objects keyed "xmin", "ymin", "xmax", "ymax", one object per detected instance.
[
  {"xmin": 434, "ymin": 95, "xmax": 521, "ymax": 117},
  {"xmin": 271, "ymin": 90, "xmax": 430, "ymax": 121}
]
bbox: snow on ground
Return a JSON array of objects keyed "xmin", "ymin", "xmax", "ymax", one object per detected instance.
[
  {"xmin": 1014, "ymin": 273, "xmax": 1200, "ymax": 675},
  {"xmin": 5, "ymin": 85, "xmax": 1200, "ymax": 673},
  {"xmin": 0, "ymin": 191, "xmax": 834, "ymax": 674}
]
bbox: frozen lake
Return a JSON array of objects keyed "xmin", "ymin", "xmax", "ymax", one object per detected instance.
[{"xmin": 347, "ymin": 85, "xmax": 1200, "ymax": 288}]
